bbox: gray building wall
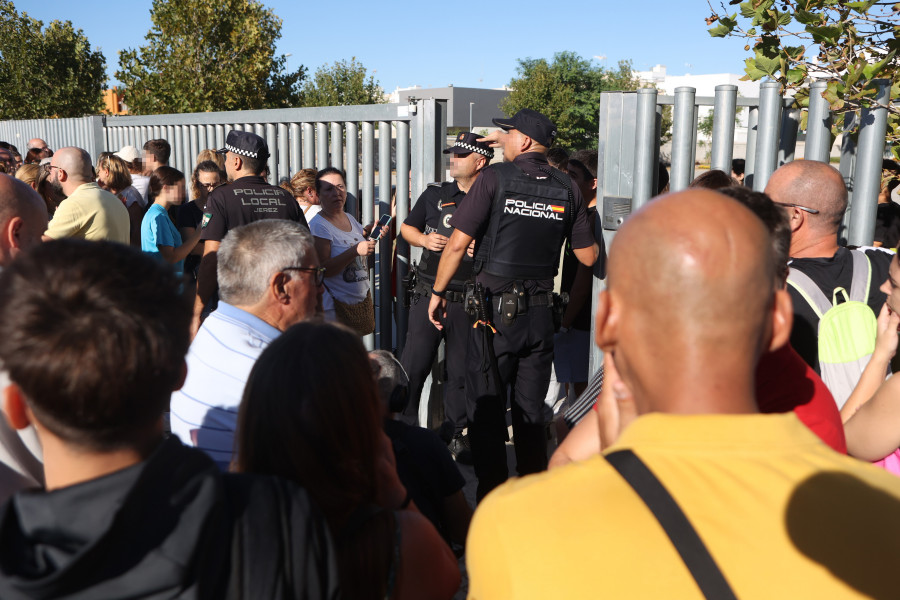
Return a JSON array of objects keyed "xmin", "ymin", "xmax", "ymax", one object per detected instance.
[{"xmin": 393, "ymin": 86, "xmax": 509, "ymax": 129}]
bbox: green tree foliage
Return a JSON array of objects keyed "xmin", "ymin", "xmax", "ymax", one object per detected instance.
[
  {"xmin": 300, "ymin": 58, "xmax": 384, "ymax": 107},
  {"xmin": 706, "ymin": 0, "xmax": 900, "ymax": 153},
  {"xmin": 0, "ymin": 1, "xmax": 106, "ymax": 119},
  {"xmin": 117, "ymin": 0, "xmax": 305, "ymax": 115},
  {"xmin": 500, "ymin": 52, "xmax": 646, "ymax": 150}
]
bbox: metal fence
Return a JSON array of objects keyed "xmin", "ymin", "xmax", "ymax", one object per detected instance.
[
  {"xmin": 0, "ymin": 100, "xmax": 448, "ymax": 352},
  {"xmin": 592, "ymin": 78, "xmax": 893, "ymax": 373}
]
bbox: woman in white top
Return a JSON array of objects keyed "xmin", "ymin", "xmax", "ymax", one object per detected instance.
[
  {"xmin": 308, "ymin": 168, "xmax": 385, "ymax": 328},
  {"xmin": 289, "ymin": 168, "xmax": 322, "ymax": 221},
  {"xmin": 96, "ymin": 153, "xmax": 146, "ymax": 247}
]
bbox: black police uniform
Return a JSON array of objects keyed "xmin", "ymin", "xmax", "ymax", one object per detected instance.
[
  {"xmin": 399, "ymin": 181, "xmax": 472, "ymax": 438},
  {"xmin": 201, "ymin": 175, "xmax": 307, "ymax": 244},
  {"xmin": 450, "ymin": 152, "xmax": 593, "ymax": 500}
]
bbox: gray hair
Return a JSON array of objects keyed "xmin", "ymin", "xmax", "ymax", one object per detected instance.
[
  {"xmin": 217, "ymin": 220, "xmax": 314, "ymax": 306},
  {"xmin": 369, "ymin": 350, "xmax": 409, "ymax": 409}
]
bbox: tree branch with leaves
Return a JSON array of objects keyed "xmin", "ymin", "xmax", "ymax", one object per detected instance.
[
  {"xmin": 116, "ymin": 0, "xmax": 305, "ymax": 115},
  {"xmin": 706, "ymin": 0, "xmax": 900, "ymax": 153}
]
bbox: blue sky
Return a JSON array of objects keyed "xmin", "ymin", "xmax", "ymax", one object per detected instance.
[{"xmin": 19, "ymin": 1, "xmax": 754, "ymax": 91}]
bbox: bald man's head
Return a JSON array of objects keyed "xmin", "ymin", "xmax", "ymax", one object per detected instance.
[
  {"xmin": 765, "ymin": 160, "xmax": 847, "ymax": 233},
  {"xmin": 52, "ymin": 147, "xmax": 93, "ymax": 181},
  {"xmin": 597, "ymin": 189, "xmax": 791, "ymax": 414},
  {"xmin": 27, "ymin": 138, "xmax": 48, "ymax": 151},
  {"xmin": 0, "ymin": 175, "xmax": 49, "ymax": 266}
]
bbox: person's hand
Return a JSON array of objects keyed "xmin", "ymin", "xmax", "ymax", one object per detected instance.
[
  {"xmin": 373, "ymin": 431, "xmax": 409, "ymax": 510},
  {"xmin": 428, "ymin": 293, "xmax": 447, "ymax": 330},
  {"xmin": 596, "ymin": 353, "xmax": 637, "ymax": 450},
  {"xmin": 466, "ymin": 238, "xmax": 476, "ymax": 257},
  {"xmin": 873, "ymin": 303, "xmax": 900, "ymax": 362},
  {"xmin": 476, "ymin": 130, "xmax": 506, "ymax": 148},
  {"xmin": 356, "ymin": 238, "xmax": 376, "ymax": 256},
  {"xmin": 423, "ymin": 232, "xmax": 448, "ymax": 252}
]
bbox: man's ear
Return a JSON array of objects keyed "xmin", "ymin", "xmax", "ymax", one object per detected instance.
[
  {"xmin": 594, "ymin": 290, "xmax": 619, "ymax": 351},
  {"xmin": 520, "ymin": 135, "xmax": 534, "ymax": 154},
  {"xmin": 590, "ymin": 177, "xmax": 598, "ymax": 192},
  {"xmin": 3, "ymin": 384, "xmax": 32, "ymax": 431},
  {"xmin": 0, "ymin": 217, "xmax": 16, "ymax": 253},
  {"xmin": 787, "ymin": 206, "xmax": 804, "ymax": 233},
  {"xmin": 767, "ymin": 288, "xmax": 794, "ymax": 353},
  {"xmin": 6, "ymin": 216, "xmax": 24, "ymax": 251},
  {"xmin": 270, "ymin": 271, "xmax": 290, "ymax": 304}
]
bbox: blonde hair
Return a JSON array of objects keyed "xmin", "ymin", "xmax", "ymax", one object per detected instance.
[
  {"xmin": 197, "ymin": 149, "xmax": 225, "ymax": 170},
  {"xmin": 98, "ymin": 154, "xmax": 133, "ymax": 192},
  {"xmin": 289, "ymin": 168, "xmax": 317, "ymax": 199},
  {"xmin": 15, "ymin": 164, "xmax": 40, "ymax": 187}
]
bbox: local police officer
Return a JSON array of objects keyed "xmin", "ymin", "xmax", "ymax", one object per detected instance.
[
  {"xmin": 399, "ymin": 132, "xmax": 493, "ymax": 460},
  {"xmin": 195, "ymin": 130, "xmax": 308, "ymax": 323},
  {"xmin": 428, "ymin": 109, "xmax": 598, "ymax": 500}
]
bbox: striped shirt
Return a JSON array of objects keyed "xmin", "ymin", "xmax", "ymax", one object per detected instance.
[{"xmin": 170, "ymin": 302, "xmax": 281, "ymax": 470}]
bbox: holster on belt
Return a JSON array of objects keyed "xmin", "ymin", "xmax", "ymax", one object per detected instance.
[{"xmin": 402, "ymin": 263, "xmax": 419, "ymax": 308}]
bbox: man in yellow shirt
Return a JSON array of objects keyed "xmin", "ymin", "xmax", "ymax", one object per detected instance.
[
  {"xmin": 467, "ymin": 189, "xmax": 900, "ymax": 599},
  {"xmin": 43, "ymin": 147, "xmax": 129, "ymax": 244}
]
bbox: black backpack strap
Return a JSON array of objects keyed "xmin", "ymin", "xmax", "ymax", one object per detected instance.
[{"xmin": 605, "ymin": 450, "xmax": 738, "ymax": 600}]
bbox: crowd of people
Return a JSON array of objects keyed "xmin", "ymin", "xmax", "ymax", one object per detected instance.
[{"xmin": 0, "ymin": 112, "xmax": 899, "ymax": 598}]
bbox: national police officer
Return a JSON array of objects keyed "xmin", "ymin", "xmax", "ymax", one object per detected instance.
[
  {"xmin": 428, "ymin": 109, "xmax": 598, "ymax": 500},
  {"xmin": 399, "ymin": 132, "xmax": 493, "ymax": 461},
  {"xmin": 195, "ymin": 130, "xmax": 308, "ymax": 326}
]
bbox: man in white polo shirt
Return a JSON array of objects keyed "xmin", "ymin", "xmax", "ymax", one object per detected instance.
[{"xmin": 170, "ymin": 219, "xmax": 322, "ymax": 469}]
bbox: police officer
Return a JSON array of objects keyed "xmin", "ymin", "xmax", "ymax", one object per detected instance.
[
  {"xmin": 428, "ymin": 109, "xmax": 598, "ymax": 500},
  {"xmin": 399, "ymin": 132, "xmax": 493, "ymax": 460},
  {"xmin": 195, "ymin": 130, "xmax": 308, "ymax": 324}
]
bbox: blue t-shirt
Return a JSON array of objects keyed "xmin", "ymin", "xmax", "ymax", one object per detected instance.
[{"xmin": 141, "ymin": 203, "xmax": 184, "ymax": 275}]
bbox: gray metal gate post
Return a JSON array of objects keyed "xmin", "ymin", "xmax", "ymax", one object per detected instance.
[
  {"xmin": 804, "ymin": 80, "xmax": 833, "ymax": 163},
  {"xmin": 670, "ymin": 87, "xmax": 696, "ymax": 192},
  {"xmin": 752, "ymin": 81, "xmax": 783, "ymax": 191},
  {"xmin": 848, "ymin": 79, "xmax": 891, "ymax": 247},
  {"xmin": 710, "ymin": 85, "xmax": 738, "ymax": 173},
  {"xmin": 632, "ymin": 88, "xmax": 658, "ymax": 211}
]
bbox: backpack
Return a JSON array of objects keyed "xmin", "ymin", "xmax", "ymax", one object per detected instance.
[{"xmin": 787, "ymin": 250, "xmax": 877, "ymax": 409}]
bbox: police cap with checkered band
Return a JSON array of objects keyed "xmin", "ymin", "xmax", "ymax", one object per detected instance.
[
  {"xmin": 218, "ymin": 130, "xmax": 270, "ymax": 161},
  {"xmin": 442, "ymin": 132, "xmax": 494, "ymax": 159}
]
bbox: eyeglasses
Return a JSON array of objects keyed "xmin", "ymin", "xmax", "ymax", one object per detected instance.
[
  {"xmin": 774, "ymin": 201, "xmax": 819, "ymax": 215},
  {"xmin": 283, "ymin": 266, "xmax": 325, "ymax": 286},
  {"xmin": 200, "ymin": 182, "xmax": 220, "ymax": 190}
]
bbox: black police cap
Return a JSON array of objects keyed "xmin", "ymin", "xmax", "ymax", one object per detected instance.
[
  {"xmin": 218, "ymin": 130, "xmax": 270, "ymax": 161},
  {"xmin": 442, "ymin": 132, "xmax": 494, "ymax": 159},
  {"xmin": 492, "ymin": 109, "xmax": 557, "ymax": 147}
]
